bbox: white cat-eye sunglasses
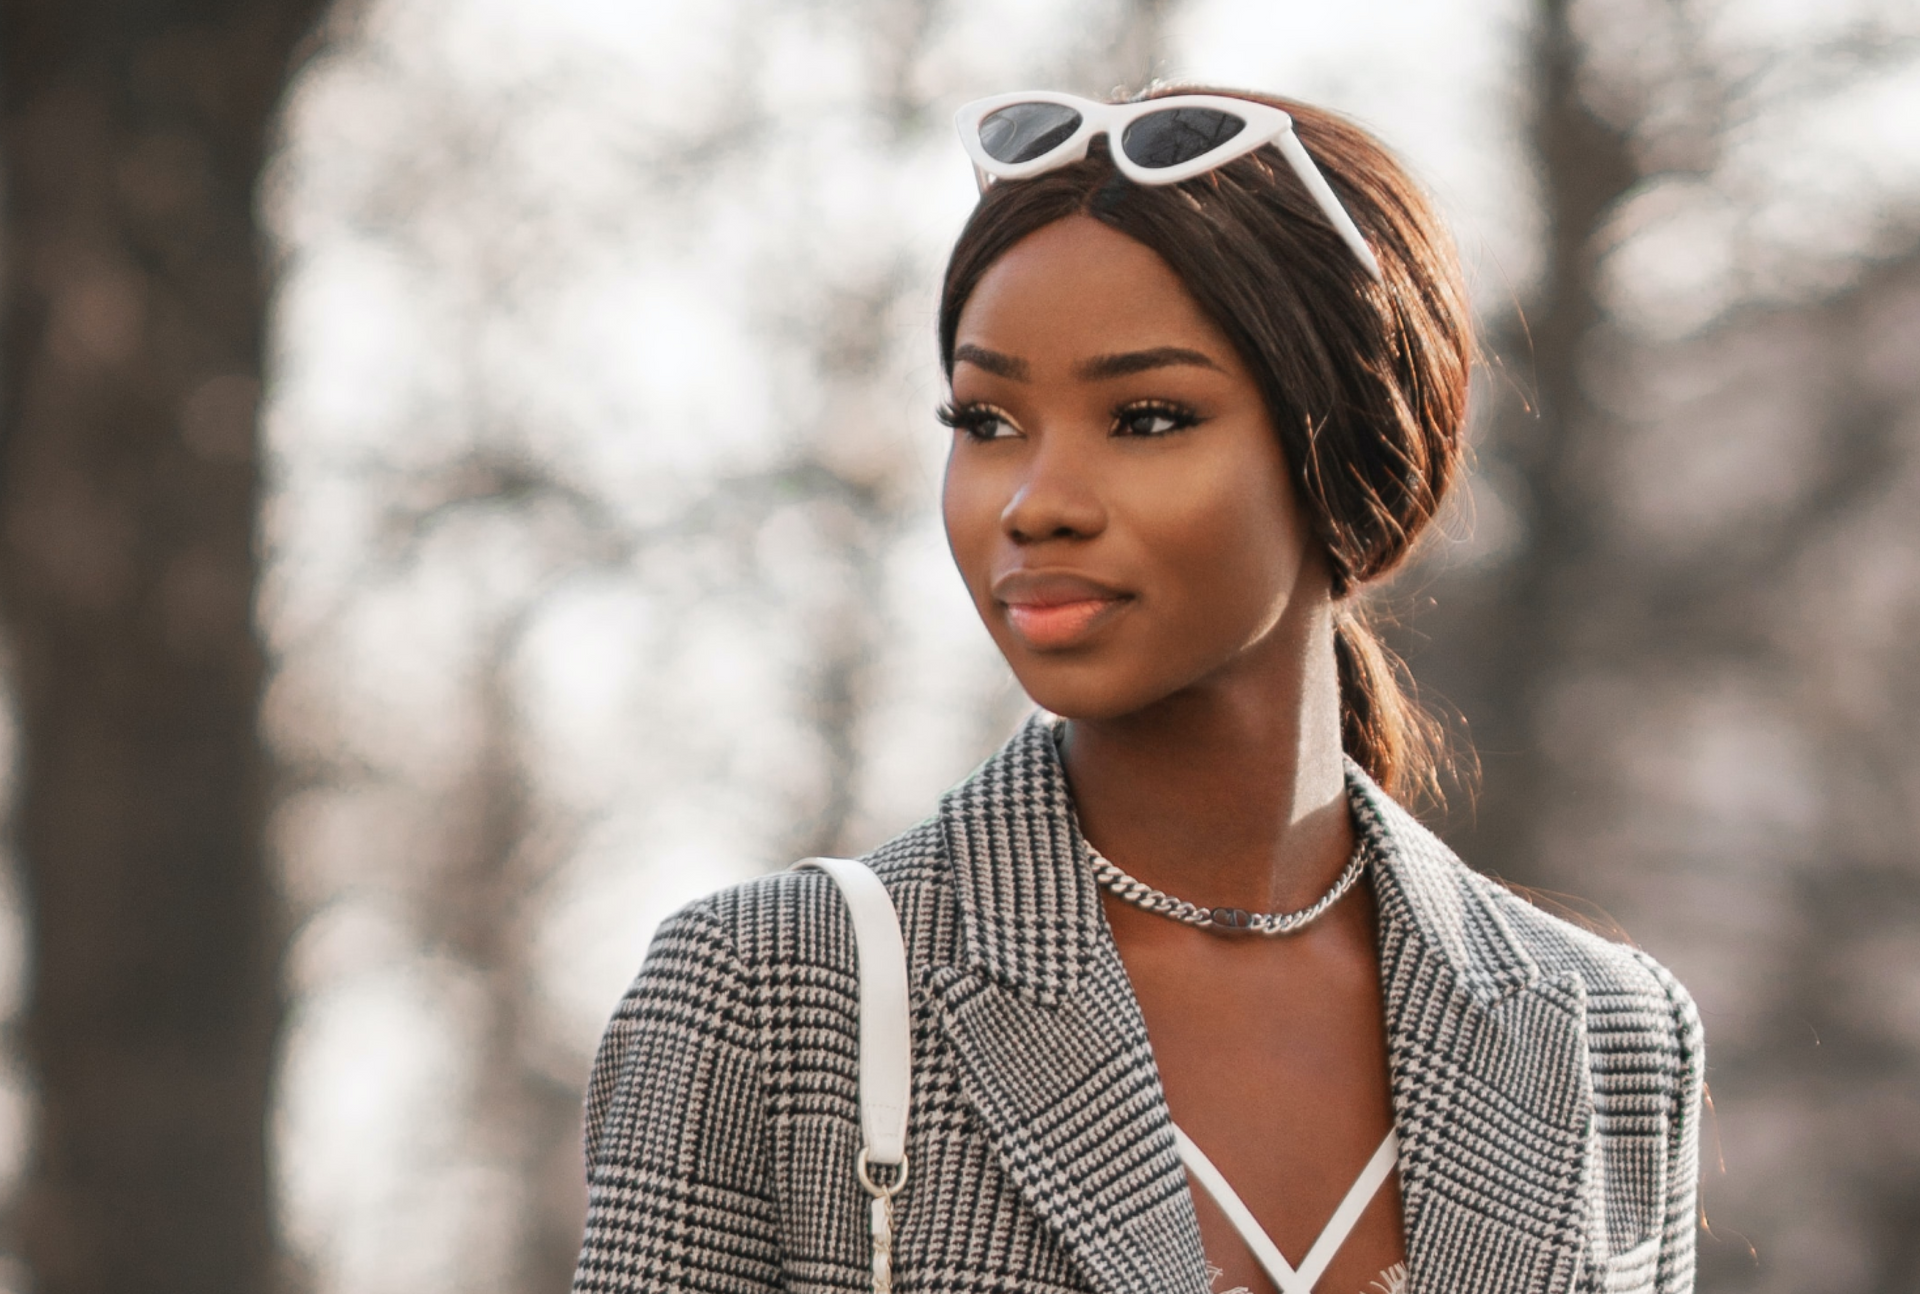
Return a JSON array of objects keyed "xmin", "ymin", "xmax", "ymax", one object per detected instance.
[{"xmin": 953, "ymin": 91, "xmax": 1381, "ymax": 281}]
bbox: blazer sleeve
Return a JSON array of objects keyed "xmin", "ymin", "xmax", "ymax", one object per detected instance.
[
  {"xmin": 572, "ymin": 901, "xmax": 781, "ymax": 1294},
  {"xmin": 1636, "ymin": 950, "xmax": 1706, "ymax": 1294}
]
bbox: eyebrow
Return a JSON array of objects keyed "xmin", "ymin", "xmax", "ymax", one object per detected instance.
[
  {"xmin": 952, "ymin": 344, "xmax": 1224, "ymax": 383},
  {"xmin": 953, "ymin": 345, "xmax": 1029, "ymax": 380},
  {"xmin": 1074, "ymin": 347, "xmax": 1224, "ymax": 380}
]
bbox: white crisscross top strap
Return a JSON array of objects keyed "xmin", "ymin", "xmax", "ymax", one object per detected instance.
[{"xmin": 1173, "ymin": 1124, "xmax": 1401, "ymax": 1294}]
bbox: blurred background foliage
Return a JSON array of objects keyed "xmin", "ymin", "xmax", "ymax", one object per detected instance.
[{"xmin": 2, "ymin": 0, "xmax": 1919, "ymax": 1291}]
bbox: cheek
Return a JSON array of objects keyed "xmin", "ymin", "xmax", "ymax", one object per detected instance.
[
  {"xmin": 1131, "ymin": 450, "xmax": 1306, "ymax": 628},
  {"xmin": 940, "ymin": 451, "xmax": 997, "ymax": 597}
]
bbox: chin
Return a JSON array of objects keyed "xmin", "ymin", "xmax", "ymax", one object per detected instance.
[{"xmin": 1006, "ymin": 659, "xmax": 1173, "ymax": 724}]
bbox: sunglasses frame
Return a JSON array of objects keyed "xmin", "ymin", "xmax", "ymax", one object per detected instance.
[{"xmin": 954, "ymin": 91, "xmax": 1382, "ymax": 281}]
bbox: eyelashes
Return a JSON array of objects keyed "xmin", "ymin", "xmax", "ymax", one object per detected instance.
[
  {"xmin": 1110, "ymin": 400, "xmax": 1201, "ymax": 438},
  {"xmin": 938, "ymin": 399, "xmax": 1203, "ymax": 441},
  {"xmin": 936, "ymin": 400, "xmax": 1018, "ymax": 441}
]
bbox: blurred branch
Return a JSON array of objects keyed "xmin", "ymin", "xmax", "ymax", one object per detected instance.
[{"xmin": 1718, "ymin": 22, "xmax": 1920, "ymax": 125}]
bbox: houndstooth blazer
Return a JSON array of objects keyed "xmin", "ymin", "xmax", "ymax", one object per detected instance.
[{"xmin": 572, "ymin": 714, "xmax": 1704, "ymax": 1294}]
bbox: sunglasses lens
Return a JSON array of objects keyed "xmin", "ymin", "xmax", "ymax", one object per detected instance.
[
  {"xmin": 1120, "ymin": 107, "xmax": 1247, "ymax": 169},
  {"xmin": 978, "ymin": 102, "xmax": 1084, "ymax": 163}
]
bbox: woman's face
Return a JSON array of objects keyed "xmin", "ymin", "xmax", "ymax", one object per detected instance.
[{"xmin": 942, "ymin": 214, "xmax": 1327, "ymax": 721}]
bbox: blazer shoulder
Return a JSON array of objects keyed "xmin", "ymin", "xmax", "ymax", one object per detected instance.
[
  {"xmin": 1356, "ymin": 761, "xmax": 1694, "ymax": 1036},
  {"xmin": 662, "ymin": 813, "xmax": 951, "ymax": 971},
  {"xmin": 1462, "ymin": 863, "xmax": 1699, "ymax": 1033},
  {"xmin": 1363, "ymin": 773, "xmax": 1695, "ymax": 1031}
]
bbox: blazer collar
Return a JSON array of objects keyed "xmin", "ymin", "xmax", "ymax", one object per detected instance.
[
  {"xmin": 931, "ymin": 714, "xmax": 1593, "ymax": 1294},
  {"xmin": 1348, "ymin": 764, "xmax": 1595, "ymax": 1294},
  {"xmin": 935, "ymin": 711, "xmax": 1103, "ymax": 1007},
  {"xmin": 1345, "ymin": 762, "xmax": 1543, "ymax": 1005},
  {"xmin": 929, "ymin": 713, "xmax": 1207, "ymax": 1294}
]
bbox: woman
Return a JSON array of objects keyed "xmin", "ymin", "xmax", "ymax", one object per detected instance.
[{"xmin": 572, "ymin": 87, "xmax": 1703, "ymax": 1294}]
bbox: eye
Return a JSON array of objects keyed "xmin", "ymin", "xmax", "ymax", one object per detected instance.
[
  {"xmin": 937, "ymin": 401, "xmax": 1022, "ymax": 441},
  {"xmin": 1112, "ymin": 401, "xmax": 1200, "ymax": 438}
]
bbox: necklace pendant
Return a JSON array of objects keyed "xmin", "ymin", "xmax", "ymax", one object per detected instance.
[{"xmin": 1209, "ymin": 906, "xmax": 1255, "ymax": 930}]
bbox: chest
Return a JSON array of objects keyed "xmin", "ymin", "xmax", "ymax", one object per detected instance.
[{"xmin": 1101, "ymin": 891, "xmax": 1406, "ymax": 1294}]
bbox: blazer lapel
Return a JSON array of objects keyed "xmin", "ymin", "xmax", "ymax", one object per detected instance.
[
  {"xmin": 1350, "ymin": 770, "xmax": 1594, "ymax": 1294},
  {"xmin": 927, "ymin": 714, "xmax": 1211, "ymax": 1294}
]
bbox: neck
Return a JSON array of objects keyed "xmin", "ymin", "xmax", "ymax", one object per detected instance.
[{"xmin": 1059, "ymin": 599, "xmax": 1353, "ymax": 914}]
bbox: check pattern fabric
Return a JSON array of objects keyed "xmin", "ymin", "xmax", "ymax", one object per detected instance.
[{"xmin": 573, "ymin": 715, "xmax": 1704, "ymax": 1294}]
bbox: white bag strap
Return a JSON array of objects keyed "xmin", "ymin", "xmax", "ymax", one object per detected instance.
[
  {"xmin": 794, "ymin": 857, "xmax": 913, "ymax": 1294},
  {"xmin": 793, "ymin": 857, "xmax": 913, "ymax": 1168}
]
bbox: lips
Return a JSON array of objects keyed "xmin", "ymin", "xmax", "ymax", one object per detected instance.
[{"xmin": 991, "ymin": 570, "xmax": 1132, "ymax": 650}]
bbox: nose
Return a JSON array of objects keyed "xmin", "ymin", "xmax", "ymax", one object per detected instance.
[{"xmin": 1001, "ymin": 439, "xmax": 1106, "ymax": 544}]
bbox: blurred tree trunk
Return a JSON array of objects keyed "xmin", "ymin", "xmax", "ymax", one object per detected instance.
[
  {"xmin": 1409, "ymin": 0, "xmax": 1643, "ymax": 888},
  {"xmin": 0, "ymin": 3, "xmax": 324, "ymax": 1290},
  {"xmin": 429, "ymin": 614, "xmax": 589, "ymax": 1294}
]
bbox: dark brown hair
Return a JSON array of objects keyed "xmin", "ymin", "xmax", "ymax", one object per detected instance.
[{"xmin": 939, "ymin": 86, "xmax": 1472, "ymax": 806}]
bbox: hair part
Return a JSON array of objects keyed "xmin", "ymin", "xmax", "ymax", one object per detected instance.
[{"xmin": 939, "ymin": 86, "xmax": 1473, "ymax": 807}]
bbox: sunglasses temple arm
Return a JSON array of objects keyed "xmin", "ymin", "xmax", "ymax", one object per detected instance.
[
  {"xmin": 1273, "ymin": 131, "xmax": 1383, "ymax": 282},
  {"xmin": 973, "ymin": 162, "xmax": 992, "ymax": 195}
]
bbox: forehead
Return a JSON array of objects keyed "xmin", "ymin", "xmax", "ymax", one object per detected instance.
[{"xmin": 953, "ymin": 215, "xmax": 1238, "ymax": 371}]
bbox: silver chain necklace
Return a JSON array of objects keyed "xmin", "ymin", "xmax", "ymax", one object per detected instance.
[{"xmin": 1086, "ymin": 843, "xmax": 1368, "ymax": 935}]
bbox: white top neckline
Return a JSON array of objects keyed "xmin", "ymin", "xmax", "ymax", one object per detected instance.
[{"xmin": 1173, "ymin": 1124, "xmax": 1401, "ymax": 1294}]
